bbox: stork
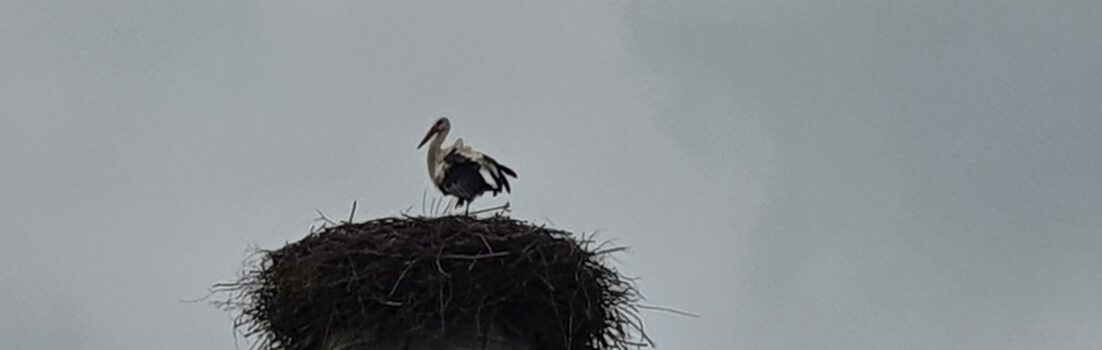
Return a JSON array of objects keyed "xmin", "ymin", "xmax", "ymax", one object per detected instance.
[{"xmin": 418, "ymin": 117, "xmax": 517, "ymax": 215}]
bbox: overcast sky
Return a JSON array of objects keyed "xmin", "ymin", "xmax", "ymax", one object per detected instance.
[{"xmin": 2, "ymin": 1, "xmax": 1101, "ymax": 349}]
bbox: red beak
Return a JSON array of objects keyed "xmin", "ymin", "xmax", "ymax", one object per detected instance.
[{"xmin": 417, "ymin": 127, "xmax": 437, "ymax": 149}]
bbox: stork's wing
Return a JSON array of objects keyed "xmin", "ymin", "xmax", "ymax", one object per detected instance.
[
  {"xmin": 443, "ymin": 146, "xmax": 517, "ymax": 196},
  {"xmin": 478, "ymin": 154, "xmax": 516, "ymax": 193},
  {"xmin": 441, "ymin": 151, "xmax": 494, "ymax": 200}
]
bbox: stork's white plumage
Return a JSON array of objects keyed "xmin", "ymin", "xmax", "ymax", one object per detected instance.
[{"xmin": 418, "ymin": 117, "xmax": 516, "ymax": 214}]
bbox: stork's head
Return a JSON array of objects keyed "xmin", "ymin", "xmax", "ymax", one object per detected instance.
[{"xmin": 418, "ymin": 117, "xmax": 451, "ymax": 149}]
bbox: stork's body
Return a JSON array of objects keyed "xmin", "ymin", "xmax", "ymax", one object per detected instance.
[{"xmin": 419, "ymin": 117, "xmax": 516, "ymax": 214}]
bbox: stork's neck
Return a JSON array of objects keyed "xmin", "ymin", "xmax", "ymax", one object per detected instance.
[{"xmin": 426, "ymin": 128, "xmax": 449, "ymax": 181}]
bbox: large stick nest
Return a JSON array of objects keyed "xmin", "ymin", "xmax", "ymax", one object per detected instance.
[{"xmin": 219, "ymin": 215, "xmax": 647, "ymax": 350}]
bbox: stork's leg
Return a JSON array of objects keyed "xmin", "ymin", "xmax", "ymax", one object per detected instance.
[{"xmin": 464, "ymin": 202, "xmax": 471, "ymax": 216}]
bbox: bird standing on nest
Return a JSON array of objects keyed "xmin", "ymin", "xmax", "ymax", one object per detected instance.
[{"xmin": 418, "ymin": 117, "xmax": 517, "ymax": 215}]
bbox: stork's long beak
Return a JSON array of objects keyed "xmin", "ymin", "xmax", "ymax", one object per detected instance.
[{"xmin": 417, "ymin": 128, "xmax": 437, "ymax": 149}]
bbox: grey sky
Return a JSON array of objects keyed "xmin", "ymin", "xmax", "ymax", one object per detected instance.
[{"xmin": 2, "ymin": 1, "xmax": 1100, "ymax": 349}]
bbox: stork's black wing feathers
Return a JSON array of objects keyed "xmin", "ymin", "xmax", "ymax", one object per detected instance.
[
  {"xmin": 489, "ymin": 157, "xmax": 517, "ymax": 177},
  {"xmin": 440, "ymin": 152, "xmax": 493, "ymax": 204},
  {"xmin": 480, "ymin": 155, "xmax": 516, "ymax": 193}
]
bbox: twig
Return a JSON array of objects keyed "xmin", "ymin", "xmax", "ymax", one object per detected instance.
[
  {"xmin": 443, "ymin": 198, "xmax": 455, "ymax": 216},
  {"xmin": 180, "ymin": 291, "xmax": 215, "ymax": 304},
  {"xmin": 593, "ymin": 246, "xmax": 629, "ymax": 256},
  {"xmin": 638, "ymin": 304, "xmax": 700, "ymax": 318},
  {"xmin": 346, "ymin": 201, "xmax": 357, "ymax": 224},
  {"xmin": 314, "ymin": 208, "xmax": 337, "ymax": 226},
  {"xmin": 438, "ymin": 251, "xmax": 511, "ymax": 260},
  {"xmin": 388, "ymin": 261, "xmax": 415, "ymax": 297},
  {"xmin": 469, "ymin": 202, "xmax": 510, "ymax": 216}
]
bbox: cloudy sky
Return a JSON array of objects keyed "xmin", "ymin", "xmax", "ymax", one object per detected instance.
[{"xmin": 2, "ymin": 1, "xmax": 1100, "ymax": 349}]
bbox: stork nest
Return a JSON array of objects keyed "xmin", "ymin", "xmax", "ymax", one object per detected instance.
[{"xmin": 217, "ymin": 215, "xmax": 648, "ymax": 350}]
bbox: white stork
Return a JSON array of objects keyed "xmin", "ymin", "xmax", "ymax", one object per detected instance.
[{"xmin": 417, "ymin": 117, "xmax": 517, "ymax": 214}]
